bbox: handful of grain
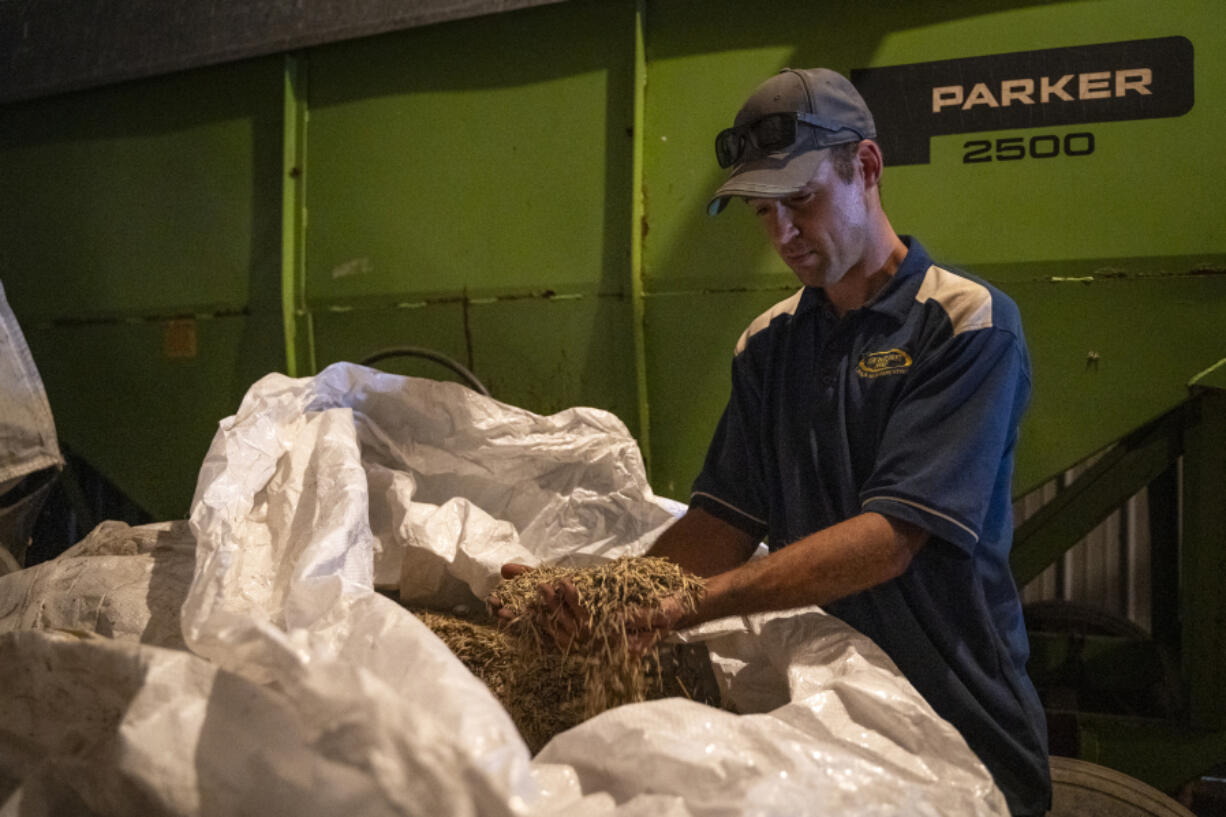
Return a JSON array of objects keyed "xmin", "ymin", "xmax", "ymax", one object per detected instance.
[{"xmin": 412, "ymin": 555, "xmax": 704, "ymax": 751}]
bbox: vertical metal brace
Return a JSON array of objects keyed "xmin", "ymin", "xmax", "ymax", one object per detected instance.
[
  {"xmin": 629, "ymin": 0, "xmax": 652, "ymax": 475},
  {"xmin": 1147, "ymin": 462, "xmax": 1180, "ymax": 651},
  {"xmin": 1181, "ymin": 387, "xmax": 1226, "ymax": 730},
  {"xmin": 281, "ymin": 53, "xmax": 315, "ymax": 377}
]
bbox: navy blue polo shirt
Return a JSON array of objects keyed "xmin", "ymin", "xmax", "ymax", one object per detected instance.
[{"xmin": 691, "ymin": 237, "xmax": 1051, "ymax": 816}]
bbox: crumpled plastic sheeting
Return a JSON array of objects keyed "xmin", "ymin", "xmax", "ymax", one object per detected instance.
[
  {"xmin": 0, "ymin": 521, "xmax": 196, "ymax": 650},
  {"xmin": 0, "ymin": 629, "xmax": 425, "ymax": 817},
  {"xmin": 0, "ymin": 278, "xmax": 62, "ymax": 488},
  {"xmin": 592, "ymin": 610, "xmax": 1008, "ymax": 817},
  {"xmin": 0, "ymin": 363, "xmax": 1008, "ymax": 816}
]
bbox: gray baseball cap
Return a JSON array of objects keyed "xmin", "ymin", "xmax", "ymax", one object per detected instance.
[{"xmin": 708, "ymin": 67, "xmax": 876, "ymax": 215}]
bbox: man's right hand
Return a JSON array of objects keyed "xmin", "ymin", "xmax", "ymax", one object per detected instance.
[{"xmin": 485, "ymin": 562, "xmax": 532, "ymax": 625}]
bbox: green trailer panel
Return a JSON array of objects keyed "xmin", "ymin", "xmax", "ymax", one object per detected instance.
[
  {"xmin": 0, "ymin": 59, "xmax": 286, "ymax": 517},
  {"xmin": 1009, "ymin": 274, "xmax": 1226, "ymax": 492},
  {"xmin": 303, "ymin": 0, "xmax": 635, "ymax": 305},
  {"xmin": 0, "ymin": 59, "xmax": 284, "ymax": 320},
  {"xmin": 23, "ymin": 314, "xmax": 283, "ymax": 519},
  {"xmin": 467, "ymin": 296, "xmax": 637, "ymax": 422}
]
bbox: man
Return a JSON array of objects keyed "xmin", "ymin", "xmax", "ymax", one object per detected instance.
[{"xmin": 498, "ymin": 67, "xmax": 1051, "ymax": 816}]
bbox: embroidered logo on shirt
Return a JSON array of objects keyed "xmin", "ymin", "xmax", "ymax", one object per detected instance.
[{"xmin": 857, "ymin": 348, "xmax": 913, "ymax": 378}]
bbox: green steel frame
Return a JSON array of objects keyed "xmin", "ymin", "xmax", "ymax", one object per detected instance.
[
  {"xmin": 629, "ymin": 0, "xmax": 652, "ymax": 472},
  {"xmin": 281, "ymin": 54, "xmax": 315, "ymax": 378},
  {"xmin": 1012, "ymin": 379, "xmax": 1226, "ymax": 792}
]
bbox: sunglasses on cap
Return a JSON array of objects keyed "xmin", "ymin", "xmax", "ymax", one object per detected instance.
[{"xmin": 714, "ymin": 111, "xmax": 864, "ymax": 169}]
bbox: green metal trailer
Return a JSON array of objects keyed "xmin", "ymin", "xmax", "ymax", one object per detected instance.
[{"xmin": 1, "ymin": 0, "xmax": 1222, "ymax": 799}]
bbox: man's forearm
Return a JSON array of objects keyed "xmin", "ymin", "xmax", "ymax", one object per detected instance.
[
  {"xmin": 683, "ymin": 511, "xmax": 927, "ymax": 628},
  {"xmin": 647, "ymin": 506, "xmax": 759, "ymax": 578}
]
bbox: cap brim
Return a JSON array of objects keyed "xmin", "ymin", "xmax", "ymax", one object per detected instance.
[{"xmin": 707, "ymin": 148, "xmax": 830, "ymax": 216}]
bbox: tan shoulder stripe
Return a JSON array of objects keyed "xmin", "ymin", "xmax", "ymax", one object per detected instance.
[
  {"xmin": 734, "ymin": 288, "xmax": 805, "ymax": 355},
  {"xmin": 914, "ymin": 265, "xmax": 993, "ymax": 335}
]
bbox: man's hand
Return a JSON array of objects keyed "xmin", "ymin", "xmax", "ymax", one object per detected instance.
[
  {"xmin": 486, "ymin": 561, "xmax": 689, "ymax": 656},
  {"xmin": 620, "ymin": 592, "xmax": 687, "ymax": 657},
  {"xmin": 485, "ymin": 562, "xmax": 531, "ymax": 624},
  {"xmin": 487, "ymin": 563, "xmax": 593, "ymax": 651}
]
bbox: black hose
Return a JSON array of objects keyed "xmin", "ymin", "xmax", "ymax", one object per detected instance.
[{"xmin": 358, "ymin": 346, "xmax": 491, "ymax": 397}]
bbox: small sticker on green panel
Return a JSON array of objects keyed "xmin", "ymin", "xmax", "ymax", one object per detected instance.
[{"xmin": 163, "ymin": 318, "xmax": 197, "ymax": 359}]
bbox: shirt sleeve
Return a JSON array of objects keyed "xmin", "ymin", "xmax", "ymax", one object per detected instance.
[
  {"xmin": 859, "ymin": 325, "xmax": 1030, "ymax": 553},
  {"xmin": 690, "ymin": 352, "xmax": 770, "ymax": 540}
]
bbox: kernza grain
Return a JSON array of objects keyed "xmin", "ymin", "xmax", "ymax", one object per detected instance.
[{"xmin": 413, "ymin": 556, "xmax": 704, "ymax": 751}]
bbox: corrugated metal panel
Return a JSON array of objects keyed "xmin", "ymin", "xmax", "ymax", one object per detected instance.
[
  {"xmin": 0, "ymin": 0, "xmax": 569, "ymax": 104},
  {"xmin": 1017, "ymin": 449, "xmax": 1171, "ymax": 634}
]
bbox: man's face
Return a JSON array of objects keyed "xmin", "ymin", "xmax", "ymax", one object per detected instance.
[{"xmin": 745, "ymin": 153, "xmax": 870, "ymax": 290}]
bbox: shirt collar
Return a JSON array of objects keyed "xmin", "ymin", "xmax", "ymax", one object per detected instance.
[
  {"xmin": 862, "ymin": 235, "xmax": 931, "ymax": 323},
  {"xmin": 794, "ymin": 235, "xmax": 932, "ymax": 324}
]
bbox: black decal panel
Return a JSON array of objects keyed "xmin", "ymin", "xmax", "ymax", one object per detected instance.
[{"xmin": 851, "ymin": 37, "xmax": 1193, "ymax": 165}]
